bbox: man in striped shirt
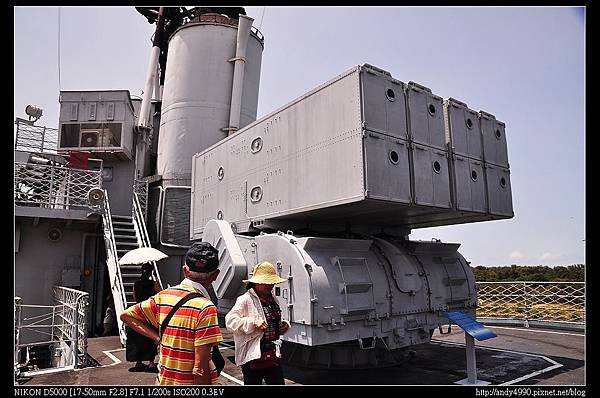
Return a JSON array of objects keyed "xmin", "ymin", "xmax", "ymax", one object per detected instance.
[{"xmin": 120, "ymin": 242, "xmax": 223, "ymax": 385}]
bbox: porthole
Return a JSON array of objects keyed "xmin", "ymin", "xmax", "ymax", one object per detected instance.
[
  {"xmin": 495, "ymin": 129, "xmax": 502, "ymax": 139},
  {"xmin": 386, "ymin": 88, "xmax": 396, "ymax": 102},
  {"xmin": 433, "ymin": 160, "xmax": 441, "ymax": 173},
  {"xmin": 389, "ymin": 150, "xmax": 399, "ymax": 164},
  {"xmin": 217, "ymin": 166, "xmax": 224, "ymax": 180},
  {"xmin": 251, "ymin": 137, "xmax": 263, "ymax": 153},
  {"xmin": 471, "ymin": 170, "xmax": 478, "ymax": 181},
  {"xmin": 250, "ymin": 186, "xmax": 263, "ymax": 202},
  {"xmin": 466, "ymin": 118, "xmax": 473, "ymax": 129},
  {"xmin": 428, "ymin": 103, "xmax": 437, "ymax": 116},
  {"xmin": 500, "ymin": 177, "xmax": 506, "ymax": 187},
  {"xmin": 217, "ymin": 210, "xmax": 223, "ymax": 220}
]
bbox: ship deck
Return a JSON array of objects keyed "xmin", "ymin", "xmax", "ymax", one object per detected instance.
[{"xmin": 17, "ymin": 326, "xmax": 584, "ymax": 386}]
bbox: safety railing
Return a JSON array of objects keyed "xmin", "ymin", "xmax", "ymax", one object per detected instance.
[
  {"xmin": 476, "ymin": 281, "xmax": 585, "ymax": 330},
  {"xmin": 53, "ymin": 287, "xmax": 89, "ymax": 366},
  {"xmin": 14, "ymin": 288, "xmax": 89, "ymax": 378},
  {"xmin": 14, "ymin": 118, "xmax": 58, "ymax": 154},
  {"xmin": 14, "ymin": 162, "xmax": 102, "ymax": 211},
  {"xmin": 132, "ymin": 190, "xmax": 163, "ymax": 290},
  {"xmin": 100, "ymin": 190, "xmax": 128, "ymax": 345},
  {"xmin": 14, "ymin": 297, "xmax": 22, "ymax": 377},
  {"xmin": 133, "ymin": 178, "xmax": 149, "ymax": 221}
]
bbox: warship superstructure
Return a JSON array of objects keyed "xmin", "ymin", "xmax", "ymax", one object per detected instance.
[{"xmin": 14, "ymin": 6, "xmax": 512, "ymax": 372}]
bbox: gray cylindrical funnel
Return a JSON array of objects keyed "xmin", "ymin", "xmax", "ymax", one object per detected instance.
[{"xmin": 157, "ymin": 15, "xmax": 264, "ymax": 183}]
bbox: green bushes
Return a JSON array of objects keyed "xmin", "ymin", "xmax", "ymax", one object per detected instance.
[{"xmin": 472, "ymin": 264, "xmax": 584, "ymax": 282}]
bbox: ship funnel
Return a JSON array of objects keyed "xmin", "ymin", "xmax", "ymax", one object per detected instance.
[{"xmin": 156, "ymin": 12, "xmax": 263, "ymax": 183}]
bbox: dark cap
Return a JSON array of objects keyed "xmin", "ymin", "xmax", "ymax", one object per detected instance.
[
  {"xmin": 141, "ymin": 263, "xmax": 154, "ymax": 273},
  {"xmin": 185, "ymin": 241, "xmax": 219, "ymax": 273}
]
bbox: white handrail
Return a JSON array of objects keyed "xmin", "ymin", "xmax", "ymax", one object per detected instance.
[
  {"xmin": 101, "ymin": 190, "xmax": 128, "ymax": 345},
  {"xmin": 132, "ymin": 191, "xmax": 163, "ymax": 290}
]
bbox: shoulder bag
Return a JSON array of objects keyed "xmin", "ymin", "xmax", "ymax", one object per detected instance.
[{"xmin": 159, "ymin": 292, "xmax": 225, "ymax": 375}]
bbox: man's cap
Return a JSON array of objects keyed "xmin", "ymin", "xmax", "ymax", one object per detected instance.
[{"xmin": 185, "ymin": 241, "xmax": 219, "ymax": 273}]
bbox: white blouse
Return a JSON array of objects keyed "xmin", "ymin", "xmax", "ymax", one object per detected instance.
[{"xmin": 224, "ymin": 288, "xmax": 290, "ymax": 366}]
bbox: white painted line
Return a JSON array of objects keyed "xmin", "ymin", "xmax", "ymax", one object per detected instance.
[
  {"xmin": 431, "ymin": 340, "xmax": 564, "ymax": 385},
  {"xmin": 87, "ymin": 348, "xmax": 125, "ymax": 369},
  {"xmin": 220, "ymin": 371, "xmax": 244, "ymax": 385},
  {"xmin": 486, "ymin": 326, "xmax": 584, "ymax": 337},
  {"xmin": 500, "ymin": 362, "xmax": 563, "ymax": 386},
  {"xmin": 22, "ymin": 365, "xmax": 75, "ymax": 377},
  {"xmin": 71, "ymin": 348, "xmax": 125, "ymax": 372}
]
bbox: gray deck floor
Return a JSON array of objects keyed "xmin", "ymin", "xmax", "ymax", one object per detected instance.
[{"xmin": 17, "ymin": 326, "xmax": 584, "ymax": 386}]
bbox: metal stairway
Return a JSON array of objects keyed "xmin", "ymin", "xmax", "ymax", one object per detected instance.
[
  {"xmin": 100, "ymin": 191, "xmax": 129, "ymax": 345},
  {"xmin": 111, "ymin": 215, "xmax": 143, "ymax": 308},
  {"xmin": 100, "ymin": 188, "xmax": 163, "ymax": 346}
]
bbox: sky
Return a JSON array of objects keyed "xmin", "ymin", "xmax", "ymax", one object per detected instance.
[{"xmin": 13, "ymin": 6, "xmax": 585, "ymax": 267}]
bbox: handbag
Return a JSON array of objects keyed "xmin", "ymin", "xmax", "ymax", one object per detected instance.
[
  {"xmin": 245, "ymin": 318, "xmax": 281, "ymax": 370},
  {"xmin": 160, "ymin": 292, "xmax": 225, "ymax": 375},
  {"xmin": 246, "ymin": 348, "xmax": 279, "ymax": 370}
]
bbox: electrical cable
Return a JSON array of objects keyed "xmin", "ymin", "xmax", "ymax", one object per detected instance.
[
  {"xmin": 258, "ymin": 7, "xmax": 266, "ymax": 31},
  {"xmin": 57, "ymin": 7, "xmax": 61, "ymax": 92}
]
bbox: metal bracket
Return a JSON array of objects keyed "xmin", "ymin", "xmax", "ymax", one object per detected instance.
[
  {"xmin": 228, "ymin": 56, "xmax": 246, "ymax": 63},
  {"xmin": 438, "ymin": 323, "xmax": 452, "ymax": 335},
  {"xmin": 357, "ymin": 335, "xmax": 377, "ymax": 350}
]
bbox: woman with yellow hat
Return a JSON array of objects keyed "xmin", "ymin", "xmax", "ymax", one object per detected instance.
[{"xmin": 225, "ymin": 261, "xmax": 290, "ymax": 385}]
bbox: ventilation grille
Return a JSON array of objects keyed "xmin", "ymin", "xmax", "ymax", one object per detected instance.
[{"xmin": 160, "ymin": 187, "xmax": 192, "ymax": 247}]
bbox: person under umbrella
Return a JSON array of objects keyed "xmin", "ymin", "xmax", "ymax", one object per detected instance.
[{"xmin": 126, "ymin": 263, "xmax": 161, "ymax": 372}]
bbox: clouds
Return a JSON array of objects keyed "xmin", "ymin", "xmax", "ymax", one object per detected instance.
[
  {"xmin": 509, "ymin": 251, "xmax": 524, "ymax": 260},
  {"xmin": 539, "ymin": 252, "xmax": 556, "ymax": 261},
  {"xmin": 501, "ymin": 250, "xmax": 574, "ymax": 267}
]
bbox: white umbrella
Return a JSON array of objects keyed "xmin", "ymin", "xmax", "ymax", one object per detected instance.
[{"xmin": 119, "ymin": 247, "xmax": 168, "ymax": 265}]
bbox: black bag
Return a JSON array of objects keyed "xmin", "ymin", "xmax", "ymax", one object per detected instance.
[
  {"xmin": 211, "ymin": 344, "xmax": 225, "ymax": 375},
  {"xmin": 160, "ymin": 292, "xmax": 225, "ymax": 375},
  {"xmin": 245, "ymin": 349, "xmax": 279, "ymax": 370}
]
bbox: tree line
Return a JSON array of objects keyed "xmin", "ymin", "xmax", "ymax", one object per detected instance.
[{"xmin": 471, "ymin": 264, "xmax": 585, "ymax": 282}]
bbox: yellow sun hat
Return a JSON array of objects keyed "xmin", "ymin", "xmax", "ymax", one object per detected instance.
[{"xmin": 243, "ymin": 261, "xmax": 287, "ymax": 285}]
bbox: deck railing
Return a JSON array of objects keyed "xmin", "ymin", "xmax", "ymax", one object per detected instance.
[
  {"xmin": 14, "ymin": 287, "xmax": 89, "ymax": 378},
  {"xmin": 476, "ymin": 281, "xmax": 585, "ymax": 330},
  {"xmin": 14, "ymin": 118, "xmax": 58, "ymax": 154},
  {"xmin": 14, "ymin": 162, "xmax": 102, "ymax": 211}
]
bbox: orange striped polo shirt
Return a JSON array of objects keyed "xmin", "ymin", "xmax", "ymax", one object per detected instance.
[{"xmin": 124, "ymin": 283, "xmax": 223, "ymax": 385}]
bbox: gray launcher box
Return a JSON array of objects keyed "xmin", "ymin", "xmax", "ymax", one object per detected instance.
[
  {"xmin": 444, "ymin": 98, "xmax": 486, "ymax": 214},
  {"xmin": 479, "ymin": 111, "xmax": 512, "ymax": 217},
  {"xmin": 443, "ymin": 98, "xmax": 483, "ymax": 160},
  {"xmin": 191, "ymin": 64, "xmax": 512, "ymax": 238},
  {"xmin": 443, "ymin": 99, "xmax": 513, "ymax": 217},
  {"xmin": 480, "ymin": 110, "xmax": 509, "ymax": 168}
]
